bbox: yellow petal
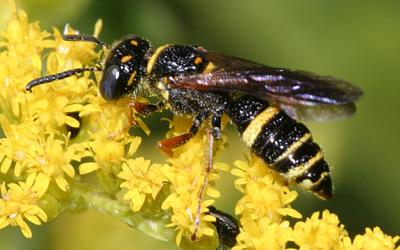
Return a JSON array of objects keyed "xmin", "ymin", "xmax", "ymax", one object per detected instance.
[
  {"xmin": 33, "ymin": 173, "xmax": 50, "ymax": 197},
  {"xmin": 231, "ymin": 168, "xmax": 246, "ymax": 178},
  {"xmin": 1, "ymin": 157, "xmax": 12, "ymax": 174},
  {"xmin": 63, "ymin": 103, "xmax": 83, "ymax": 113},
  {"xmin": 24, "ymin": 214, "xmax": 41, "ymax": 225},
  {"xmin": 16, "ymin": 215, "xmax": 32, "ymax": 238},
  {"xmin": 79, "ymin": 162, "xmax": 99, "ymax": 175},
  {"xmin": 55, "ymin": 176, "xmax": 69, "ymax": 191},
  {"xmin": 11, "ymin": 98, "xmax": 20, "ymax": 117},
  {"xmin": 64, "ymin": 115, "xmax": 80, "ymax": 128},
  {"xmin": 206, "ymin": 187, "xmax": 220, "ymax": 198},
  {"xmin": 93, "ymin": 19, "xmax": 103, "ymax": 37},
  {"xmin": 202, "ymin": 227, "xmax": 214, "ymax": 236},
  {"xmin": 127, "ymin": 137, "xmax": 141, "ymax": 156},
  {"xmin": 62, "ymin": 164, "xmax": 75, "ymax": 178},
  {"xmin": 0, "ymin": 217, "xmax": 9, "ymax": 230}
]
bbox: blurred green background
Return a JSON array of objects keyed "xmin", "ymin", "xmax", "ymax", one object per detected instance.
[{"xmin": 1, "ymin": 0, "xmax": 399, "ymax": 249}]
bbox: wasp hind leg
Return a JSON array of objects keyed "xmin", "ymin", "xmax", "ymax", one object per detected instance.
[
  {"xmin": 191, "ymin": 113, "xmax": 223, "ymax": 241},
  {"xmin": 191, "ymin": 128, "xmax": 215, "ymax": 241},
  {"xmin": 208, "ymin": 206, "xmax": 239, "ymax": 247},
  {"xmin": 157, "ymin": 112, "xmax": 224, "ymax": 241}
]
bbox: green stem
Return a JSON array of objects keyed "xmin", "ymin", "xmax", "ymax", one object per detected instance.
[{"xmin": 69, "ymin": 183, "xmax": 175, "ymax": 242}]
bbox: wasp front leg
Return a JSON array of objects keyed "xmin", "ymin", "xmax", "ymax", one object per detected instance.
[
  {"xmin": 127, "ymin": 101, "xmax": 164, "ymax": 128},
  {"xmin": 109, "ymin": 101, "xmax": 163, "ymax": 139},
  {"xmin": 129, "ymin": 101, "xmax": 164, "ymax": 116},
  {"xmin": 157, "ymin": 111, "xmax": 209, "ymax": 156}
]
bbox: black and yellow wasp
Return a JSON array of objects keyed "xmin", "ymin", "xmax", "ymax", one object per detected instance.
[{"xmin": 26, "ymin": 33, "xmax": 362, "ymax": 245}]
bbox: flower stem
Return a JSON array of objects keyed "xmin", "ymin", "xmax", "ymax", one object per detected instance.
[{"xmin": 69, "ymin": 183, "xmax": 175, "ymax": 242}]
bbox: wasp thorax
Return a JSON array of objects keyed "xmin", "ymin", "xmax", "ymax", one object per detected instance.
[
  {"xmin": 148, "ymin": 45, "xmax": 209, "ymax": 78},
  {"xmin": 99, "ymin": 36, "xmax": 152, "ymax": 100}
]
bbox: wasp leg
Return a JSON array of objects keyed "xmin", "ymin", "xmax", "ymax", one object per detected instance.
[
  {"xmin": 211, "ymin": 113, "xmax": 222, "ymax": 139},
  {"xmin": 192, "ymin": 128, "xmax": 215, "ymax": 241},
  {"xmin": 157, "ymin": 112, "xmax": 209, "ymax": 156},
  {"xmin": 108, "ymin": 102, "xmax": 163, "ymax": 140},
  {"xmin": 156, "ymin": 133, "xmax": 193, "ymax": 157},
  {"xmin": 208, "ymin": 206, "xmax": 239, "ymax": 248},
  {"xmin": 129, "ymin": 101, "xmax": 164, "ymax": 116}
]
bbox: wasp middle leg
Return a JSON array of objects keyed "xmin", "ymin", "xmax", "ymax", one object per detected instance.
[{"xmin": 157, "ymin": 111, "xmax": 210, "ymax": 156}]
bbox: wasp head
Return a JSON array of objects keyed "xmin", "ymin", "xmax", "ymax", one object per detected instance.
[
  {"xmin": 25, "ymin": 34, "xmax": 152, "ymax": 100},
  {"xmin": 100, "ymin": 36, "xmax": 152, "ymax": 100}
]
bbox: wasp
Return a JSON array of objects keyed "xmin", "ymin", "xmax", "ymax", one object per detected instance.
[{"xmin": 26, "ymin": 33, "xmax": 362, "ymax": 241}]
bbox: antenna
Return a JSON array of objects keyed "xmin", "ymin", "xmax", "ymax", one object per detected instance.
[
  {"xmin": 25, "ymin": 66, "xmax": 103, "ymax": 91},
  {"xmin": 62, "ymin": 34, "xmax": 107, "ymax": 51},
  {"xmin": 26, "ymin": 30, "xmax": 107, "ymax": 91}
]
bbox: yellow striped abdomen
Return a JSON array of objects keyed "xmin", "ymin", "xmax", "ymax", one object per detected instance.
[{"xmin": 226, "ymin": 95, "xmax": 333, "ymax": 199}]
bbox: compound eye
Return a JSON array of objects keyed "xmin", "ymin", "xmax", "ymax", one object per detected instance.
[{"xmin": 99, "ymin": 65, "xmax": 124, "ymax": 100}]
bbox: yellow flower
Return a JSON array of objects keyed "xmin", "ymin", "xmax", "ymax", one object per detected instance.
[
  {"xmin": 118, "ymin": 157, "xmax": 166, "ymax": 211},
  {"xmin": 24, "ymin": 22, "xmax": 101, "ymax": 131},
  {"xmin": 164, "ymin": 194, "xmax": 216, "ymax": 246},
  {"xmin": 1, "ymin": 1, "xmax": 400, "ymax": 248},
  {"xmin": 160, "ymin": 116, "xmax": 228, "ymax": 245},
  {"xmin": 79, "ymin": 130, "xmax": 141, "ymax": 175},
  {"xmin": 0, "ymin": 115, "xmax": 84, "ymax": 193},
  {"xmin": 0, "ymin": 174, "xmax": 48, "ymax": 238},
  {"xmin": 342, "ymin": 227, "xmax": 400, "ymax": 250},
  {"xmin": 24, "ymin": 132, "xmax": 86, "ymax": 192},
  {"xmin": 233, "ymin": 219, "xmax": 292, "ymax": 250},
  {"xmin": 0, "ymin": 115, "xmax": 39, "ymax": 175},
  {"xmin": 51, "ymin": 21, "xmax": 102, "ymax": 67},
  {"xmin": 0, "ymin": 7, "xmax": 54, "ymax": 122},
  {"xmin": 161, "ymin": 139, "xmax": 217, "ymax": 245},
  {"xmin": 232, "ymin": 158, "xmax": 301, "ymax": 223},
  {"xmin": 231, "ymin": 157, "xmax": 300, "ymax": 249},
  {"xmin": 292, "ymin": 210, "xmax": 348, "ymax": 250}
]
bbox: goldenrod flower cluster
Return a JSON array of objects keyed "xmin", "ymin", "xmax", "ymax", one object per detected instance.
[{"xmin": 0, "ymin": 1, "xmax": 399, "ymax": 249}]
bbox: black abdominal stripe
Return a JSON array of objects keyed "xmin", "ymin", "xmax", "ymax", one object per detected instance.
[{"xmin": 226, "ymin": 95, "xmax": 333, "ymax": 199}]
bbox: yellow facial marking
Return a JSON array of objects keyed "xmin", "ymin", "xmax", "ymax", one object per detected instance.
[
  {"xmin": 275, "ymin": 133, "xmax": 312, "ymax": 163},
  {"xmin": 147, "ymin": 44, "xmax": 170, "ymax": 74},
  {"xmin": 127, "ymin": 71, "xmax": 137, "ymax": 86},
  {"xmin": 130, "ymin": 40, "xmax": 139, "ymax": 46},
  {"xmin": 194, "ymin": 56, "xmax": 203, "ymax": 65},
  {"xmin": 242, "ymin": 107, "xmax": 280, "ymax": 148},
  {"xmin": 121, "ymin": 55, "xmax": 133, "ymax": 63}
]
